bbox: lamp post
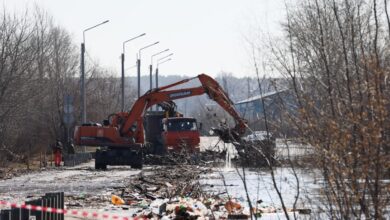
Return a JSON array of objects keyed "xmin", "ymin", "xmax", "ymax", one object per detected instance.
[
  {"xmin": 137, "ymin": 41, "xmax": 159, "ymax": 97},
  {"xmin": 155, "ymin": 53, "xmax": 173, "ymax": 88},
  {"xmin": 155, "ymin": 57, "xmax": 172, "ymax": 110},
  {"xmin": 80, "ymin": 20, "xmax": 109, "ymax": 123},
  {"xmin": 121, "ymin": 33, "xmax": 146, "ymax": 112},
  {"xmin": 150, "ymin": 49, "xmax": 169, "ymax": 90},
  {"xmin": 156, "ymin": 58, "xmax": 172, "ymax": 88}
]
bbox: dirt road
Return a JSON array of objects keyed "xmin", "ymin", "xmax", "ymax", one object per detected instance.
[{"xmin": 0, "ymin": 161, "xmax": 140, "ymax": 205}]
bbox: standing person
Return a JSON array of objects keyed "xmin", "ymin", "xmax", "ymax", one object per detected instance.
[
  {"xmin": 53, "ymin": 139, "xmax": 63, "ymax": 167},
  {"xmin": 68, "ymin": 139, "xmax": 76, "ymax": 154}
]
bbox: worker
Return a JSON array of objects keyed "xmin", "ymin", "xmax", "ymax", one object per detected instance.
[
  {"xmin": 68, "ymin": 140, "xmax": 76, "ymax": 154},
  {"xmin": 53, "ymin": 139, "xmax": 63, "ymax": 167},
  {"xmin": 68, "ymin": 143, "xmax": 75, "ymax": 154}
]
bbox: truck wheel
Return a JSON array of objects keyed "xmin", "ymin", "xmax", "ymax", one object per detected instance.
[
  {"xmin": 132, "ymin": 162, "xmax": 143, "ymax": 169},
  {"xmin": 132, "ymin": 156, "xmax": 143, "ymax": 169},
  {"xmin": 95, "ymin": 162, "xmax": 107, "ymax": 170},
  {"xmin": 130, "ymin": 151, "xmax": 143, "ymax": 169}
]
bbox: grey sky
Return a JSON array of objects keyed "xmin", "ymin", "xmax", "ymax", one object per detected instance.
[{"xmin": 1, "ymin": 0, "xmax": 286, "ymax": 78}]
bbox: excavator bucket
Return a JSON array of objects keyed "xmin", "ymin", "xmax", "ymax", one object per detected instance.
[{"xmin": 210, "ymin": 126, "xmax": 241, "ymax": 143}]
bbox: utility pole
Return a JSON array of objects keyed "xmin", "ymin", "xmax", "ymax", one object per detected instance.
[
  {"xmin": 80, "ymin": 20, "xmax": 109, "ymax": 123},
  {"xmin": 155, "ymin": 67, "xmax": 159, "ymax": 89},
  {"xmin": 150, "ymin": 49, "xmax": 169, "ymax": 91},
  {"xmin": 155, "ymin": 55, "xmax": 173, "ymax": 89},
  {"xmin": 149, "ymin": 64, "xmax": 153, "ymax": 90},
  {"xmin": 121, "ymin": 53, "xmax": 125, "ymax": 111},
  {"xmin": 155, "ymin": 57, "xmax": 173, "ymax": 110},
  {"xmin": 121, "ymin": 33, "xmax": 145, "ymax": 111},
  {"xmin": 80, "ymin": 43, "xmax": 85, "ymax": 123},
  {"xmin": 154, "ymin": 67, "xmax": 159, "ymax": 111},
  {"xmin": 137, "ymin": 58, "xmax": 141, "ymax": 97},
  {"xmin": 137, "ymin": 41, "xmax": 159, "ymax": 97}
]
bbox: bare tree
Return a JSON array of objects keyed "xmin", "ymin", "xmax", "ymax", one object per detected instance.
[
  {"xmin": 0, "ymin": 6, "xmax": 125, "ymax": 167},
  {"xmin": 263, "ymin": 0, "xmax": 390, "ymax": 218}
]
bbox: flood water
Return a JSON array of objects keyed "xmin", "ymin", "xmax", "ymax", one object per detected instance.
[{"xmin": 200, "ymin": 136, "xmax": 323, "ymax": 218}]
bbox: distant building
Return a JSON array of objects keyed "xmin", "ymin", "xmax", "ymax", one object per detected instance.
[
  {"xmin": 235, "ymin": 89, "xmax": 289, "ymax": 119},
  {"xmin": 235, "ymin": 89, "xmax": 295, "ymax": 133}
]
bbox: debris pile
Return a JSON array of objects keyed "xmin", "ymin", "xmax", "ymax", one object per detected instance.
[
  {"xmin": 143, "ymin": 153, "xmax": 201, "ymax": 166},
  {"xmin": 122, "ymin": 165, "xmax": 209, "ymax": 201},
  {"xmin": 144, "ymin": 151, "xmax": 227, "ymax": 167},
  {"xmin": 105, "ymin": 165, "xmax": 252, "ymax": 219},
  {"xmin": 234, "ymin": 140, "xmax": 276, "ymax": 167}
]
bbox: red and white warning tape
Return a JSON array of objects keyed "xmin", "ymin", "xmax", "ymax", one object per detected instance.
[{"xmin": 0, "ymin": 200, "xmax": 146, "ymax": 220}]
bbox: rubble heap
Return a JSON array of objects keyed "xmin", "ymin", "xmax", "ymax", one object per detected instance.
[
  {"xmin": 125, "ymin": 165, "xmax": 210, "ymax": 199},
  {"xmin": 107, "ymin": 165, "xmax": 253, "ymax": 219}
]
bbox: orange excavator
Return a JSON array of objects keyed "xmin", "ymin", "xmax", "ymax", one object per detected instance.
[{"xmin": 73, "ymin": 73, "xmax": 247, "ymax": 169}]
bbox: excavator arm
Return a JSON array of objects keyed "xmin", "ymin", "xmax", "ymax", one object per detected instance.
[
  {"xmin": 115, "ymin": 73, "xmax": 247, "ymax": 143},
  {"xmin": 197, "ymin": 74, "xmax": 247, "ymax": 138}
]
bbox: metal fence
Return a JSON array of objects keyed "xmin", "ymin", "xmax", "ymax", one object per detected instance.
[
  {"xmin": 63, "ymin": 153, "xmax": 92, "ymax": 166},
  {"xmin": 0, "ymin": 192, "xmax": 64, "ymax": 220}
]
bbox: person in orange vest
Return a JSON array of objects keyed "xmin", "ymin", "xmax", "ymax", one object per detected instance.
[{"xmin": 53, "ymin": 140, "xmax": 63, "ymax": 167}]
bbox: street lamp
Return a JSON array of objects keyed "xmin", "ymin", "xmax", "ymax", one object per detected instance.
[
  {"xmin": 156, "ymin": 57, "xmax": 172, "ymax": 87},
  {"xmin": 155, "ymin": 53, "xmax": 173, "ymax": 88},
  {"xmin": 150, "ymin": 49, "xmax": 169, "ymax": 90},
  {"xmin": 121, "ymin": 33, "xmax": 146, "ymax": 112},
  {"xmin": 155, "ymin": 57, "xmax": 172, "ymax": 111},
  {"xmin": 137, "ymin": 41, "xmax": 159, "ymax": 97},
  {"xmin": 157, "ymin": 57, "xmax": 172, "ymax": 65},
  {"xmin": 157, "ymin": 53, "xmax": 173, "ymax": 64},
  {"xmin": 80, "ymin": 20, "xmax": 109, "ymax": 123}
]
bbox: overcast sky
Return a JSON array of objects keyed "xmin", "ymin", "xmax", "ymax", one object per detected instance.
[{"xmin": 1, "ymin": 0, "xmax": 286, "ymax": 78}]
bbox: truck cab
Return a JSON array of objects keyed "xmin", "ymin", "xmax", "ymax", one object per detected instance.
[
  {"xmin": 143, "ymin": 112, "xmax": 201, "ymax": 154},
  {"xmin": 161, "ymin": 117, "xmax": 200, "ymax": 152}
]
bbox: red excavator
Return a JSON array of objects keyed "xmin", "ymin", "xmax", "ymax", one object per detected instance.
[{"xmin": 73, "ymin": 73, "xmax": 247, "ymax": 169}]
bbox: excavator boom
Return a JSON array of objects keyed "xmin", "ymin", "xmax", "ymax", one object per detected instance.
[{"xmin": 117, "ymin": 74, "xmax": 247, "ymax": 143}]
